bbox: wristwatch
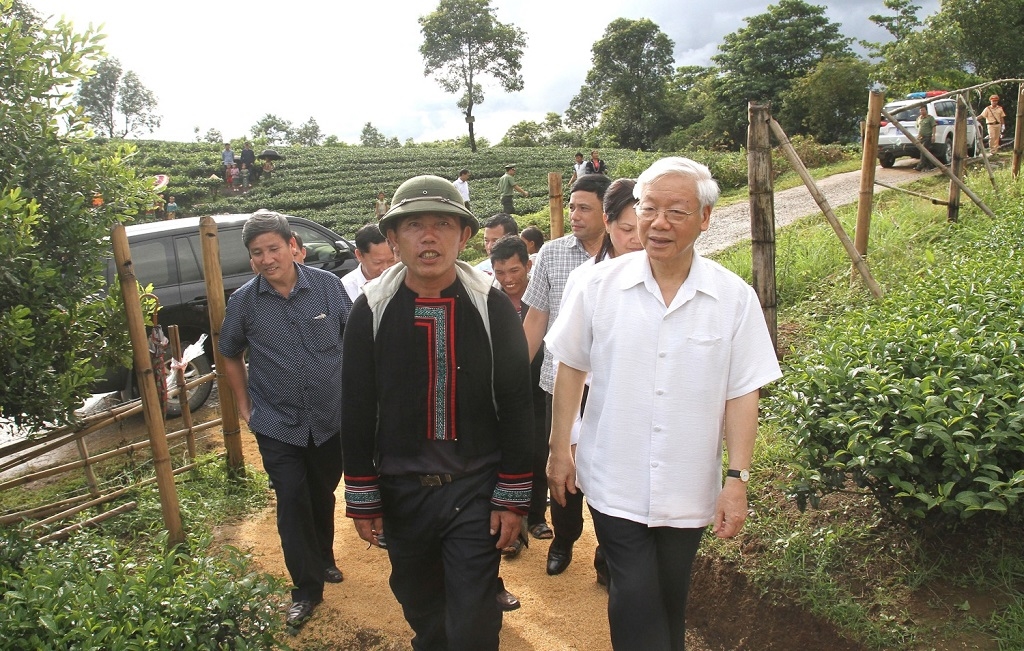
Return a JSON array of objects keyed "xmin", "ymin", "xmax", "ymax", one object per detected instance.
[{"xmin": 726, "ymin": 468, "xmax": 750, "ymax": 482}]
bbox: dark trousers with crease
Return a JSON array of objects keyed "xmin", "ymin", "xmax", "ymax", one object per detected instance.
[
  {"xmin": 528, "ymin": 388, "xmax": 549, "ymax": 527},
  {"xmin": 381, "ymin": 468, "xmax": 503, "ymax": 651},
  {"xmin": 544, "ymin": 389, "xmax": 588, "ymax": 549},
  {"xmin": 590, "ymin": 506, "xmax": 705, "ymax": 651},
  {"xmin": 255, "ymin": 431, "xmax": 343, "ymax": 603}
]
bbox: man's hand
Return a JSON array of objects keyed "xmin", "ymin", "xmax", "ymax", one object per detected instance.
[
  {"xmin": 490, "ymin": 510, "xmax": 522, "ymax": 551},
  {"xmin": 354, "ymin": 517, "xmax": 385, "ymax": 548},
  {"xmin": 547, "ymin": 449, "xmax": 577, "ymax": 508},
  {"xmin": 712, "ymin": 480, "xmax": 748, "ymax": 539}
]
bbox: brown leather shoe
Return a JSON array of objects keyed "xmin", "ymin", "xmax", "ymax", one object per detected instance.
[{"xmin": 496, "ymin": 578, "xmax": 520, "ymax": 611}]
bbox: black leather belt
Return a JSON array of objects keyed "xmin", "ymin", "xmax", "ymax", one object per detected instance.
[{"xmin": 418, "ymin": 473, "xmax": 458, "ymax": 486}]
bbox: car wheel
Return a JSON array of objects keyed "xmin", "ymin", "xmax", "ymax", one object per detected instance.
[
  {"xmin": 879, "ymin": 153, "xmax": 895, "ymax": 168},
  {"xmin": 942, "ymin": 136, "xmax": 954, "ymax": 166},
  {"xmin": 164, "ymin": 350, "xmax": 213, "ymax": 417}
]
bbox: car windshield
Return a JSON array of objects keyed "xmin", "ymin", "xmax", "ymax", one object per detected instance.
[{"xmin": 886, "ymin": 105, "xmax": 919, "ymax": 123}]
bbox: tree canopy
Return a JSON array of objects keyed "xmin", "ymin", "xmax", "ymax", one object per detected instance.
[
  {"xmin": 419, "ymin": 0, "xmax": 526, "ymax": 153},
  {"xmin": 1, "ymin": 0, "xmax": 152, "ymax": 430},
  {"xmin": 76, "ymin": 57, "xmax": 161, "ymax": 138}
]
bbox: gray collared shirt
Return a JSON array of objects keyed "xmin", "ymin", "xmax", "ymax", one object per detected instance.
[{"xmin": 219, "ymin": 263, "xmax": 352, "ymax": 447}]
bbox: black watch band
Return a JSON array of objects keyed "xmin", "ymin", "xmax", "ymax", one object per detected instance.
[{"xmin": 726, "ymin": 468, "xmax": 750, "ymax": 482}]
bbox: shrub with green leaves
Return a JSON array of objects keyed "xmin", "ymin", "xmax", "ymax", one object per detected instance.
[{"xmin": 771, "ymin": 208, "xmax": 1024, "ymax": 523}]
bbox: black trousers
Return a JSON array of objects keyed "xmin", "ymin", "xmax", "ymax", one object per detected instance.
[
  {"xmin": 255, "ymin": 431, "xmax": 343, "ymax": 603},
  {"xmin": 590, "ymin": 506, "xmax": 705, "ymax": 651},
  {"xmin": 527, "ymin": 389, "xmax": 549, "ymax": 527},
  {"xmin": 381, "ymin": 468, "xmax": 503, "ymax": 651},
  {"xmin": 501, "ymin": 195, "xmax": 515, "ymax": 215}
]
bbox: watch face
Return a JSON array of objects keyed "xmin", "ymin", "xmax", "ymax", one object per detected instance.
[{"xmin": 740, "ymin": 469, "xmax": 750, "ymax": 482}]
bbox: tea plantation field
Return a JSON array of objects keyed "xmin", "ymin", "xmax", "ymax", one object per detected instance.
[{"xmin": 125, "ymin": 142, "xmax": 646, "ymax": 237}]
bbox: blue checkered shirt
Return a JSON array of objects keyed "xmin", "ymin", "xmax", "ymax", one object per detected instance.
[
  {"xmin": 521, "ymin": 234, "xmax": 591, "ymax": 393},
  {"xmin": 219, "ymin": 263, "xmax": 352, "ymax": 447}
]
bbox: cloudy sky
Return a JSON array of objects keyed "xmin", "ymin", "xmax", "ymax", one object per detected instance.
[{"xmin": 26, "ymin": 0, "xmax": 940, "ymax": 145}]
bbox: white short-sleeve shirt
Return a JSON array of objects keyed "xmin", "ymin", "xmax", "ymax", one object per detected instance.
[
  {"xmin": 545, "ymin": 252, "xmax": 782, "ymax": 528},
  {"xmin": 341, "ymin": 265, "xmax": 369, "ymax": 301}
]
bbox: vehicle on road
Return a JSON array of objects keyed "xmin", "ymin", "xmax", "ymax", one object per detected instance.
[
  {"xmin": 94, "ymin": 214, "xmax": 358, "ymax": 415},
  {"xmin": 877, "ymin": 96, "xmax": 982, "ymax": 168}
]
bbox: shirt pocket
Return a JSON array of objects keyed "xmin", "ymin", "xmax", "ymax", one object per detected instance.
[{"xmin": 304, "ymin": 315, "xmax": 341, "ymax": 353}]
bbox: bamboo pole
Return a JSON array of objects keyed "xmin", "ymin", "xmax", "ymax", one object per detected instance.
[
  {"xmin": 1014, "ymin": 83, "xmax": 1023, "ymax": 179},
  {"xmin": 947, "ymin": 97, "xmax": 969, "ymax": 223},
  {"xmin": 880, "ymin": 108, "xmax": 997, "ymax": 219},
  {"xmin": 768, "ymin": 118, "xmax": 883, "ymax": 299},
  {"xmin": 200, "ymin": 216, "xmax": 245, "ymax": 476},
  {"xmin": 873, "ymin": 180, "xmax": 949, "ymax": 205},
  {"xmin": 548, "ymin": 172, "xmax": 564, "ymax": 239},
  {"xmin": 0, "ymin": 400, "xmax": 140, "ymax": 464},
  {"xmin": 746, "ymin": 102, "xmax": 778, "ymax": 355},
  {"xmin": 74, "ymin": 437, "xmax": 100, "ymax": 498},
  {"xmin": 168, "ymin": 325, "xmax": 197, "ymax": 461},
  {"xmin": 37, "ymin": 502, "xmax": 138, "ymax": 544},
  {"xmin": 110, "ymin": 224, "xmax": 184, "ymax": 546},
  {"xmin": 856, "ymin": 90, "xmax": 885, "ymax": 287},
  {"xmin": 0, "ymin": 494, "xmax": 92, "ymax": 526}
]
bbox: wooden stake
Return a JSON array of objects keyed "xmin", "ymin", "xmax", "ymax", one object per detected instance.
[
  {"xmin": 167, "ymin": 325, "xmax": 196, "ymax": 461},
  {"xmin": 110, "ymin": 224, "xmax": 184, "ymax": 547},
  {"xmin": 746, "ymin": 102, "xmax": 778, "ymax": 355},
  {"xmin": 873, "ymin": 180, "xmax": 948, "ymax": 205},
  {"xmin": 947, "ymin": 97, "xmax": 968, "ymax": 223},
  {"xmin": 963, "ymin": 94, "xmax": 998, "ymax": 189},
  {"xmin": 855, "ymin": 90, "xmax": 884, "ymax": 282},
  {"xmin": 1014, "ymin": 83, "xmax": 1023, "ymax": 179},
  {"xmin": 768, "ymin": 118, "xmax": 883, "ymax": 299},
  {"xmin": 200, "ymin": 217, "xmax": 245, "ymax": 477},
  {"xmin": 548, "ymin": 172, "xmax": 564, "ymax": 239}
]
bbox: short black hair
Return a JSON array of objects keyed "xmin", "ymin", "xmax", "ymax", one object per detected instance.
[
  {"xmin": 490, "ymin": 234, "xmax": 529, "ymax": 266},
  {"xmin": 459, "ymin": 168, "xmax": 469, "ymax": 176},
  {"xmin": 291, "ymin": 230, "xmax": 304, "ymax": 250},
  {"xmin": 483, "ymin": 213, "xmax": 519, "ymax": 236},
  {"xmin": 354, "ymin": 223, "xmax": 387, "ymax": 254},
  {"xmin": 520, "ymin": 226, "xmax": 544, "ymax": 251},
  {"xmin": 571, "ymin": 173, "xmax": 613, "ymax": 202}
]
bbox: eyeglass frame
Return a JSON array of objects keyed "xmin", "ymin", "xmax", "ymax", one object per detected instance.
[{"xmin": 634, "ymin": 203, "xmax": 697, "ymax": 225}]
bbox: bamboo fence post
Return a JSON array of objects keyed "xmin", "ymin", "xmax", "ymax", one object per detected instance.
[
  {"xmin": 200, "ymin": 216, "xmax": 244, "ymax": 476},
  {"xmin": 74, "ymin": 437, "xmax": 100, "ymax": 498},
  {"xmin": 855, "ymin": 89, "xmax": 884, "ymax": 283},
  {"xmin": 947, "ymin": 97, "xmax": 969, "ymax": 223},
  {"xmin": 964, "ymin": 93, "xmax": 998, "ymax": 189},
  {"xmin": 768, "ymin": 118, "xmax": 883, "ymax": 299},
  {"xmin": 167, "ymin": 325, "xmax": 196, "ymax": 461},
  {"xmin": 548, "ymin": 172, "xmax": 564, "ymax": 239},
  {"xmin": 881, "ymin": 107, "xmax": 997, "ymax": 219},
  {"xmin": 37, "ymin": 502, "xmax": 138, "ymax": 544},
  {"xmin": 1013, "ymin": 83, "xmax": 1024, "ymax": 179},
  {"xmin": 110, "ymin": 224, "xmax": 184, "ymax": 547},
  {"xmin": 873, "ymin": 180, "xmax": 948, "ymax": 205},
  {"xmin": 746, "ymin": 102, "xmax": 778, "ymax": 354}
]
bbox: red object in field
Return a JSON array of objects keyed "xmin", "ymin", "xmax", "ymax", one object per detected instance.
[{"xmin": 924, "ymin": 90, "xmax": 945, "ymax": 97}]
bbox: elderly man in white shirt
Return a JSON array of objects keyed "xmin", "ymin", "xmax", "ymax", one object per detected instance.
[
  {"xmin": 545, "ymin": 157, "xmax": 781, "ymax": 651},
  {"xmin": 341, "ymin": 223, "xmax": 396, "ymax": 301}
]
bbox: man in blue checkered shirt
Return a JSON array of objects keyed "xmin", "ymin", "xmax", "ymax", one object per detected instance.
[{"xmin": 219, "ymin": 209, "xmax": 352, "ymax": 630}]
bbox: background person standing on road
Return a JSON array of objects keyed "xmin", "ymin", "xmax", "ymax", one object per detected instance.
[
  {"xmin": 498, "ymin": 164, "xmax": 528, "ymax": 214},
  {"xmin": 979, "ymin": 94, "xmax": 1006, "ymax": 154},
  {"xmin": 915, "ymin": 106, "xmax": 937, "ymax": 171}
]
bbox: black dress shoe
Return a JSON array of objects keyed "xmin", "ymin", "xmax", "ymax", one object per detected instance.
[
  {"xmin": 286, "ymin": 600, "xmax": 319, "ymax": 629},
  {"xmin": 546, "ymin": 543, "xmax": 573, "ymax": 575},
  {"xmin": 324, "ymin": 566, "xmax": 344, "ymax": 583},
  {"xmin": 594, "ymin": 546, "xmax": 610, "ymax": 588},
  {"xmin": 495, "ymin": 577, "xmax": 520, "ymax": 611}
]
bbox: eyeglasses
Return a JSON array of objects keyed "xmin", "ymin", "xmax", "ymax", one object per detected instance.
[{"xmin": 635, "ymin": 204, "xmax": 695, "ymax": 224}]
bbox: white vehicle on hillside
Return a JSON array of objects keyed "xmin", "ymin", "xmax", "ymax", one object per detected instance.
[{"xmin": 877, "ymin": 96, "xmax": 982, "ymax": 168}]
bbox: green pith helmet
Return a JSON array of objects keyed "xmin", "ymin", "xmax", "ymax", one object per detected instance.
[{"xmin": 378, "ymin": 175, "xmax": 479, "ymax": 236}]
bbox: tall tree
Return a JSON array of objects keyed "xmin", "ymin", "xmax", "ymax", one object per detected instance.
[
  {"xmin": 76, "ymin": 57, "xmax": 160, "ymax": 138},
  {"xmin": 250, "ymin": 114, "xmax": 293, "ymax": 145},
  {"xmin": 779, "ymin": 56, "xmax": 872, "ymax": 143},
  {"xmin": 942, "ymin": 0, "xmax": 1024, "ymax": 83},
  {"xmin": 291, "ymin": 117, "xmax": 323, "ymax": 146},
  {"xmin": 360, "ymin": 122, "xmax": 387, "ymax": 148},
  {"xmin": 419, "ymin": 0, "xmax": 526, "ymax": 153},
  {"xmin": 2, "ymin": 1, "xmax": 152, "ymax": 430},
  {"xmin": 710, "ymin": 0, "xmax": 854, "ymax": 147},
  {"xmin": 571, "ymin": 18, "xmax": 675, "ymax": 150}
]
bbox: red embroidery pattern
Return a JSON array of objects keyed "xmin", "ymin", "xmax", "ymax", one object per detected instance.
[{"xmin": 414, "ymin": 298, "xmax": 457, "ymax": 441}]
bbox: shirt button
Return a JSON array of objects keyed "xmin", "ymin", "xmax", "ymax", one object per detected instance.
[
  {"xmin": 651, "ymin": 462, "xmax": 659, "ymax": 468},
  {"xmin": 659, "ymin": 352, "xmax": 666, "ymax": 358},
  {"xmin": 654, "ymin": 426, "xmax": 662, "ymax": 432},
  {"xmin": 656, "ymin": 389, "xmax": 664, "ymax": 396}
]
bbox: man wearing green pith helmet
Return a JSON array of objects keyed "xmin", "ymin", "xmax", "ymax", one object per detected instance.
[{"xmin": 341, "ymin": 175, "xmax": 535, "ymax": 650}]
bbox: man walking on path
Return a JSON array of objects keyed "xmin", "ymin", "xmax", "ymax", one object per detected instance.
[
  {"xmin": 498, "ymin": 164, "xmax": 528, "ymax": 214},
  {"xmin": 219, "ymin": 210, "xmax": 352, "ymax": 630},
  {"xmin": 342, "ymin": 175, "xmax": 535, "ymax": 650}
]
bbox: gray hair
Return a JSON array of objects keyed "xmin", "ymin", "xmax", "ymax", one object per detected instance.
[
  {"xmin": 242, "ymin": 209, "xmax": 292, "ymax": 249},
  {"xmin": 634, "ymin": 157, "xmax": 720, "ymax": 211}
]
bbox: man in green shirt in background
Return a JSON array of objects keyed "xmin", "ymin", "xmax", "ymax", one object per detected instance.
[
  {"xmin": 915, "ymin": 106, "xmax": 937, "ymax": 171},
  {"xmin": 498, "ymin": 164, "xmax": 528, "ymax": 214}
]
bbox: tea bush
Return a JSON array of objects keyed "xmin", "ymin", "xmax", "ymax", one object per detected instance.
[{"xmin": 772, "ymin": 203, "xmax": 1024, "ymax": 523}]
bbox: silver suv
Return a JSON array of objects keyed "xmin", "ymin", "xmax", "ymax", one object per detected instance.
[{"xmin": 877, "ymin": 97, "xmax": 982, "ymax": 168}]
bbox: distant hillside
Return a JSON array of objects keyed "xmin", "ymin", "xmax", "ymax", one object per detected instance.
[{"xmin": 122, "ymin": 142, "xmax": 640, "ymax": 237}]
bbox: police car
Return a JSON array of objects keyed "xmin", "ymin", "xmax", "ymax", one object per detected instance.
[{"xmin": 877, "ymin": 93, "xmax": 982, "ymax": 168}]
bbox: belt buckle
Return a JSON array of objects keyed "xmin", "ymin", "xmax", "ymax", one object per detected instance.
[{"xmin": 421, "ymin": 474, "xmax": 443, "ymax": 487}]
